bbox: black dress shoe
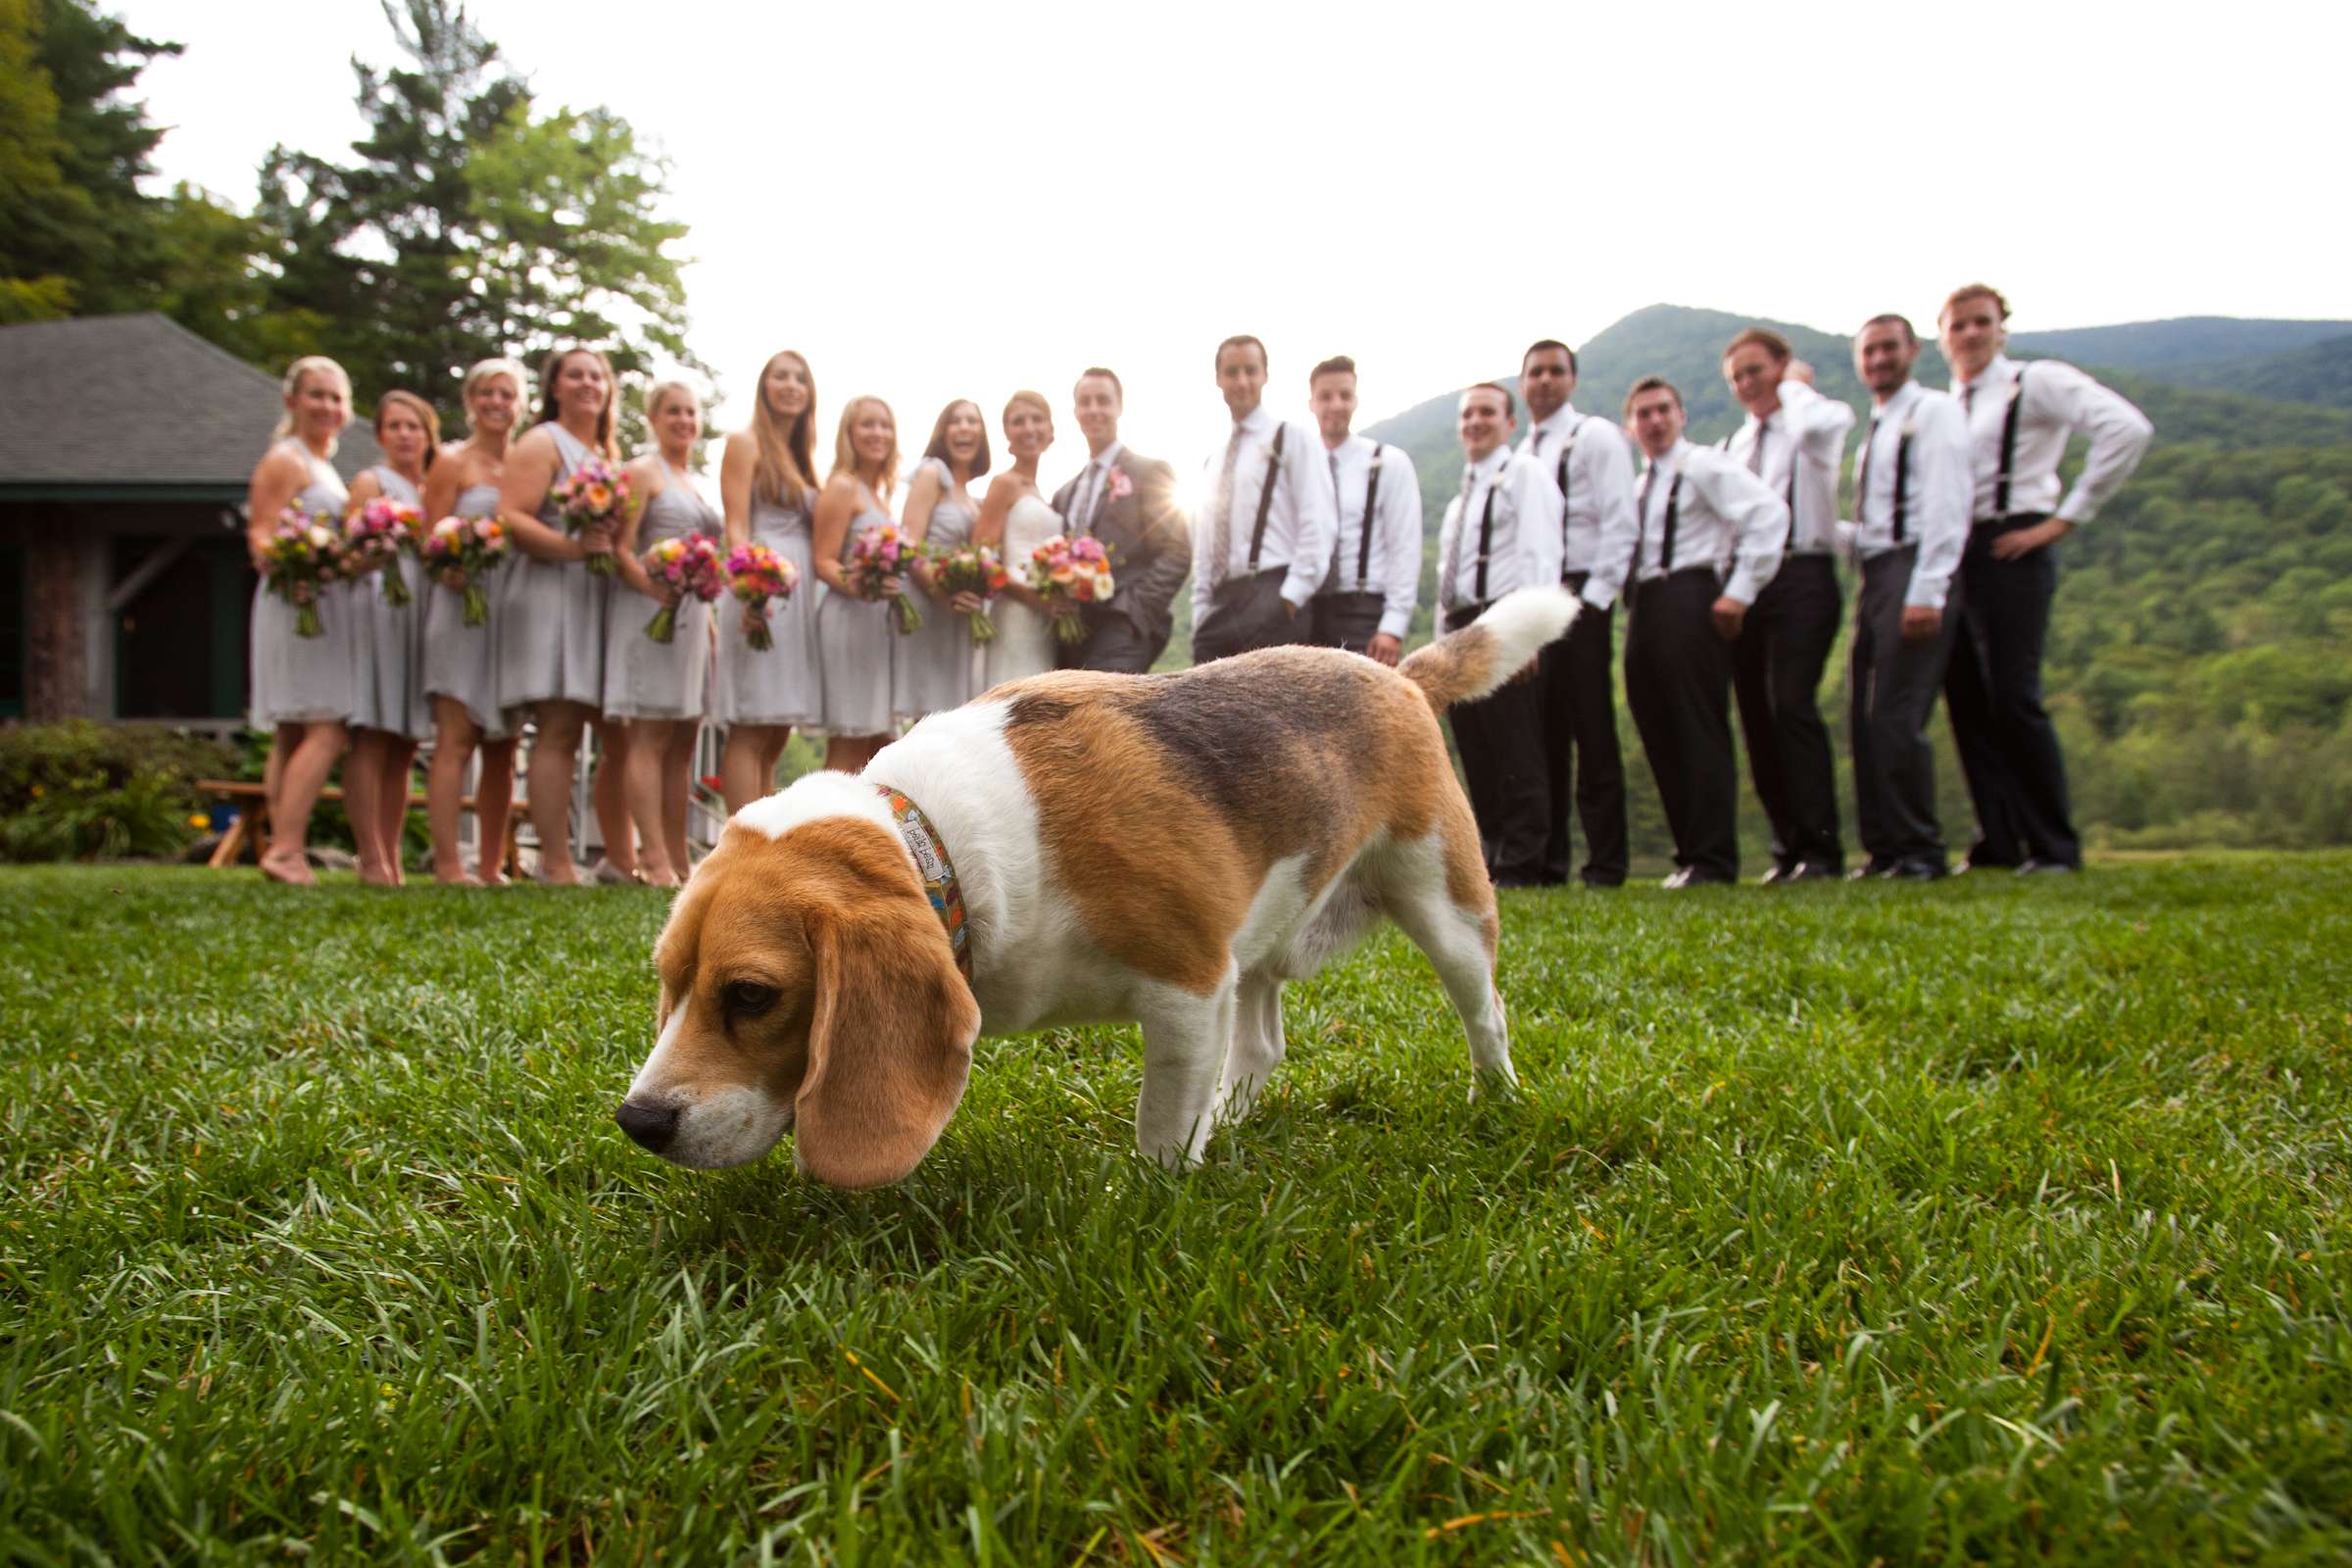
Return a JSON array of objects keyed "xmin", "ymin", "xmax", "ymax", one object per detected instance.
[
  {"xmin": 1961, "ymin": 854, "xmax": 2021, "ymax": 873},
  {"xmin": 1671, "ymin": 868, "xmax": 1737, "ymax": 889},
  {"xmin": 1581, "ymin": 873, "xmax": 1625, "ymax": 890},
  {"xmin": 1847, "ymin": 860, "xmax": 1891, "ymax": 881},
  {"xmin": 1885, "ymin": 857, "xmax": 1950, "ymax": 881},
  {"xmin": 1758, "ymin": 863, "xmax": 1795, "ymax": 886},
  {"xmin": 1786, "ymin": 860, "xmax": 1842, "ymax": 882},
  {"xmin": 2016, "ymin": 858, "xmax": 2078, "ymax": 875}
]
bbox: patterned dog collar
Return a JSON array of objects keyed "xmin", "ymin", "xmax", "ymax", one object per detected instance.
[{"xmin": 875, "ymin": 783, "xmax": 972, "ymax": 985}]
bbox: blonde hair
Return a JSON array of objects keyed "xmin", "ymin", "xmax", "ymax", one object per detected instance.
[
  {"xmin": 829, "ymin": 395, "xmax": 898, "ymax": 498},
  {"xmin": 751, "ymin": 350, "xmax": 817, "ymax": 506},
  {"xmin": 644, "ymin": 378, "xmax": 700, "ymax": 422},
  {"xmin": 463, "ymin": 357, "xmax": 529, "ymax": 403},
  {"xmin": 271, "ymin": 356, "xmax": 354, "ymax": 449},
  {"xmin": 1939, "ymin": 282, "xmax": 2011, "ymax": 326},
  {"xmin": 1003, "ymin": 389, "xmax": 1051, "ymax": 426}
]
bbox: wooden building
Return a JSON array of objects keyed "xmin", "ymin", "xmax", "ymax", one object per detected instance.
[{"xmin": 0, "ymin": 314, "xmax": 381, "ymax": 726}]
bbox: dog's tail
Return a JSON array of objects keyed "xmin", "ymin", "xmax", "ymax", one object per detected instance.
[{"xmin": 1397, "ymin": 585, "xmax": 1581, "ymax": 710}]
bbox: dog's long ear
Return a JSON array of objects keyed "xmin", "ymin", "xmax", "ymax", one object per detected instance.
[{"xmin": 793, "ymin": 895, "xmax": 979, "ymax": 1190}]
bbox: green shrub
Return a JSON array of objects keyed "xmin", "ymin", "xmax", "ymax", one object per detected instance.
[{"xmin": 0, "ymin": 721, "xmax": 237, "ymax": 862}]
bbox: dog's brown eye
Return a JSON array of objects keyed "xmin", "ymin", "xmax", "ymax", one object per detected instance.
[{"xmin": 722, "ymin": 981, "xmax": 779, "ymax": 1017}]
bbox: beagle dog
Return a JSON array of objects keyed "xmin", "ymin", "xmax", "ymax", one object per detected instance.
[{"xmin": 616, "ymin": 584, "xmax": 1580, "ymax": 1188}]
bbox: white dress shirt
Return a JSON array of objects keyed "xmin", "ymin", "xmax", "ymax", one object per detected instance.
[
  {"xmin": 1630, "ymin": 439, "xmax": 1788, "ymax": 604},
  {"xmin": 1315, "ymin": 434, "xmax": 1423, "ymax": 640},
  {"xmin": 1063, "ymin": 439, "xmax": 1126, "ymax": 534},
  {"xmin": 1843, "ymin": 380, "xmax": 1969, "ymax": 610},
  {"xmin": 1436, "ymin": 446, "xmax": 1563, "ymax": 612},
  {"xmin": 1518, "ymin": 403, "xmax": 1640, "ymax": 610},
  {"xmin": 1952, "ymin": 353, "xmax": 2153, "ymax": 524},
  {"xmin": 1191, "ymin": 405, "xmax": 1339, "ymax": 624},
  {"xmin": 1719, "ymin": 377, "xmax": 1855, "ymax": 556}
]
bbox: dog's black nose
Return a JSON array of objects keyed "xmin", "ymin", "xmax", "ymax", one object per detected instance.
[{"xmin": 614, "ymin": 1099, "xmax": 680, "ymax": 1154}]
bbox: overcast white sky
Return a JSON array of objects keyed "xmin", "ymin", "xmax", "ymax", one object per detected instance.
[{"xmin": 118, "ymin": 0, "xmax": 2352, "ymax": 493}]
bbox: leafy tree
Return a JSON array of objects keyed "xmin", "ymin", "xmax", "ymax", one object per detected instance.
[
  {"xmin": 259, "ymin": 0, "xmax": 701, "ymax": 441},
  {"xmin": 0, "ymin": 0, "xmax": 177, "ymax": 320}
]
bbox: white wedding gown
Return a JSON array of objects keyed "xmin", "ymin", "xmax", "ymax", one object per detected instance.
[{"xmin": 985, "ymin": 494, "xmax": 1062, "ymax": 688}]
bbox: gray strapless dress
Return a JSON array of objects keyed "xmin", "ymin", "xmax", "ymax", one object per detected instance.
[
  {"xmin": 248, "ymin": 442, "xmax": 354, "ymax": 727},
  {"xmin": 604, "ymin": 466, "xmax": 716, "ymax": 720},
  {"xmin": 349, "ymin": 466, "xmax": 432, "ymax": 739},
  {"xmin": 498, "ymin": 424, "xmax": 611, "ymax": 719},
  {"xmin": 814, "ymin": 497, "xmax": 898, "ymax": 738},
  {"xmin": 893, "ymin": 457, "xmax": 980, "ymax": 720},
  {"xmin": 713, "ymin": 488, "xmax": 822, "ymax": 730},
  {"xmin": 422, "ymin": 480, "xmax": 513, "ymax": 738}
]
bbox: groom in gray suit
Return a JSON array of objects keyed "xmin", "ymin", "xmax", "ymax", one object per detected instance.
[{"xmin": 1053, "ymin": 367, "xmax": 1190, "ymax": 672}]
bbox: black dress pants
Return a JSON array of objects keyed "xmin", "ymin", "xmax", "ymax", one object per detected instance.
[
  {"xmin": 1193, "ymin": 567, "xmax": 1302, "ymax": 664},
  {"xmin": 1539, "ymin": 571, "xmax": 1627, "ymax": 885},
  {"xmin": 1943, "ymin": 514, "xmax": 2078, "ymax": 867},
  {"xmin": 1446, "ymin": 603, "xmax": 1549, "ymax": 886},
  {"xmin": 1731, "ymin": 553, "xmax": 1844, "ymax": 873},
  {"xmin": 1851, "ymin": 546, "xmax": 1963, "ymax": 867},
  {"xmin": 1623, "ymin": 569, "xmax": 1738, "ymax": 882},
  {"xmin": 1309, "ymin": 591, "xmax": 1385, "ymax": 654}
]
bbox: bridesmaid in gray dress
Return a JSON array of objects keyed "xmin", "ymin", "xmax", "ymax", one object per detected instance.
[
  {"xmin": 343, "ymin": 391, "xmax": 437, "ymax": 885},
  {"xmin": 245, "ymin": 355, "xmax": 356, "ymax": 886},
  {"xmin": 607, "ymin": 380, "xmax": 717, "ymax": 888},
  {"xmin": 420, "ymin": 357, "xmax": 525, "ymax": 885},
  {"xmin": 715, "ymin": 349, "xmax": 823, "ymax": 812},
  {"xmin": 497, "ymin": 345, "xmax": 629, "ymax": 886},
  {"xmin": 811, "ymin": 394, "xmax": 904, "ymax": 773},
  {"xmin": 894, "ymin": 400, "xmax": 992, "ymax": 721}
]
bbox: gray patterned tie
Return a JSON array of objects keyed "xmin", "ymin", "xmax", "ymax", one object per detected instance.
[
  {"xmin": 1438, "ymin": 466, "xmax": 1476, "ymax": 611},
  {"xmin": 1748, "ymin": 416, "xmax": 1767, "ymax": 475},
  {"xmin": 1205, "ymin": 426, "xmax": 1247, "ymax": 590}
]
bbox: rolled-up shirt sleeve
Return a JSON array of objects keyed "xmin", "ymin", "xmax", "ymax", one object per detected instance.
[
  {"xmin": 1580, "ymin": 423, "xmax": 1641, "ymax": 611},
  {"xmin": 1508, "ymin": 455, "xmax": 1563, "ymax": 590},
  {"xmin": 1693, "ymin": 455, "xmax": 1788, "ymax": 605},
  {"xmin": 1279, "ymin": 422, "xmax": 1339, "ymax": 609},
  {"xmin": 2045, "ymin": 363, "xmax": 2154, "ymax": 525}
]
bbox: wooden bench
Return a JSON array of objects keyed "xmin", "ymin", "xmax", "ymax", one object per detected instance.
[{"xmin": 196, "ymin": 779, "xmax": 522, "ymax": 876}]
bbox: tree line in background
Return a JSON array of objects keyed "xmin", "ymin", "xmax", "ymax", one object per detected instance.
[{"xmin": 0, "ymin": 0, "xmax": 699, "ymax": 443}]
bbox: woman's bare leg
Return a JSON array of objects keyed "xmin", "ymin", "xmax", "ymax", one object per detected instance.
[
  {"xmin": 379, "ymin": 738, "xmax": 418, "ymax": 885},
  {"xmin": 426, "ymin": 700, "xmax": 480, "ymax": 884},
  {"xmin": 527, "ymin": 702, "xmax": 591, "ymax": 884},
  {"xmin": 590, "ymin": 717, "xmax": 634, "ymax": 878},
  {"xmin": 621, "ymin": 718, "xmax": 680, "ymax": 886},
  {"xmin": 264, "ymin": 720, "xmax": 348, "ymax": 884},
  {"xmin": 662, "ymin": 721, "xmax": 700, "ymax": 874},
  {"xmin": 476, "ymin": 738, "xmax": 518, "ymax": 885}
]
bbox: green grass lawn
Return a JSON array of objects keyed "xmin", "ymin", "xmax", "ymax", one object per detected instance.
[{"xmin": 3, "ymin": 858, "xmax": 2348, "ymax": 1564}]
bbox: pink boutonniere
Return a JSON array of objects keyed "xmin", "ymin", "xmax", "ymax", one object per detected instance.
[{"xmin": 1105, "ymin": 467, "xmax": 1134, "ymax": 502}]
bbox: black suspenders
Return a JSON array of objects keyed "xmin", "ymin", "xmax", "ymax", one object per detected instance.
[
  {"xmin": 1858, "ymin": 411, "xmax": 1914, "ymax": 545},
  {"xmin": 1993, "ymin": 365, "xmax": 2031, "ymax": 516},
  {"xmin": 1246, "ymin": 423, "xmax": 1286, "ymax": 573},
  {"xmin": 1553, "ymin": 416, "xmax": 1585, "ymax": 579},
  {"xmin": 1356, "ymin": 448, "xmax": 1383, "ymax": 588},
  {"xmin": 1473, "ymin": 466, "xmax": 1502, "ymax": 604}
]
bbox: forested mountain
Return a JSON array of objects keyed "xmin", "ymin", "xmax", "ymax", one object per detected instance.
[
  {"xmin": 1359, "ymin": 305, "xmax": 2352, "ymax": 856},
  {"xmin": 2141, "ymin": 335, "xmax": 2352, "ymax": 410}
]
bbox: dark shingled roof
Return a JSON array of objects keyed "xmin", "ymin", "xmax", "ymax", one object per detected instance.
[{"xmin": 0, "ymin": 313, "xmax": 381, "ymax": 490}]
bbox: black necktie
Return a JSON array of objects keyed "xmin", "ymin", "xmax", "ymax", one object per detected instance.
[{"xmin": 1748, "ymin": 417, "xmax": 1767, "ymax": 476}]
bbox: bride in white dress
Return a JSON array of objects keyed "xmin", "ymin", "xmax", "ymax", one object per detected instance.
[{"xmin": 976, "ymin": 391, "xmax": 1063, "ymax": 687}]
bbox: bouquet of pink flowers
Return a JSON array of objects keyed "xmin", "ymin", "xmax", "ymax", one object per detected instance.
[
  {"xmin": 847, "ymin": 523, "xmax": 923, "ymax": 633},
  {"xmin": 725, "ymin": 542, "xmax": 799, "ymax": 652},
  {"xmin": 260, "ymin": 506, "xmax": 346, "ymax": 638},
  {"xmin": 418, "ymin": 514, "xmax": 512, "ymax": 628},
  {"xmin": 345, "ymin": 496, "xmax": 423, "ymax": 607},
  {"xmin": 929, "ymin": 543, "xmax": 1009, "ymax": 643},
  {"xmin": 640, "ymin": 533, "xmax": 725, "ymax": 644},
  {"xmin": 552, "ymin": 457, "xmax": 631, "ymax": 576},
  {"xmin": 1023, "ymin": 534, "xmax": 1115, "ymax": 644}
]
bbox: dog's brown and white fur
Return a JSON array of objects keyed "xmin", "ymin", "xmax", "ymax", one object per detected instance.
[{"xmin": 617, "ymin": 585, "xmax": 1579, "ymax": 1188}]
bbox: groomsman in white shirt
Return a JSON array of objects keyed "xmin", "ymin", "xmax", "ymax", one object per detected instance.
[
  {"xmin": 1939, "ymin": 283, "xmax": 2153, "ymax": 873},
  {"xmin": 1843, "ymin": 315, "xmax": 1971, "ymax": 880},
  {"xmin": 1622, "ymin": 377, "xmax": 1789, "ymax": 888},
  {"xmin": 1518, "ymin": 339, "xmax": 1639, "ymax": 889},
  {"xmin": 1304, "ymin": 356, "xmax": 1421, "ymax": 664},
  {"xmin": 1192, "ymin": 335, "xmax": 1340, "ymax": 663},
  {"xmin": 1435, "ymin": 383, "xmax": 1562, "ymax": 886},
  {"xmin": 1718, "ymin": 328, "xmax": 1855, "ymax": 883}
]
